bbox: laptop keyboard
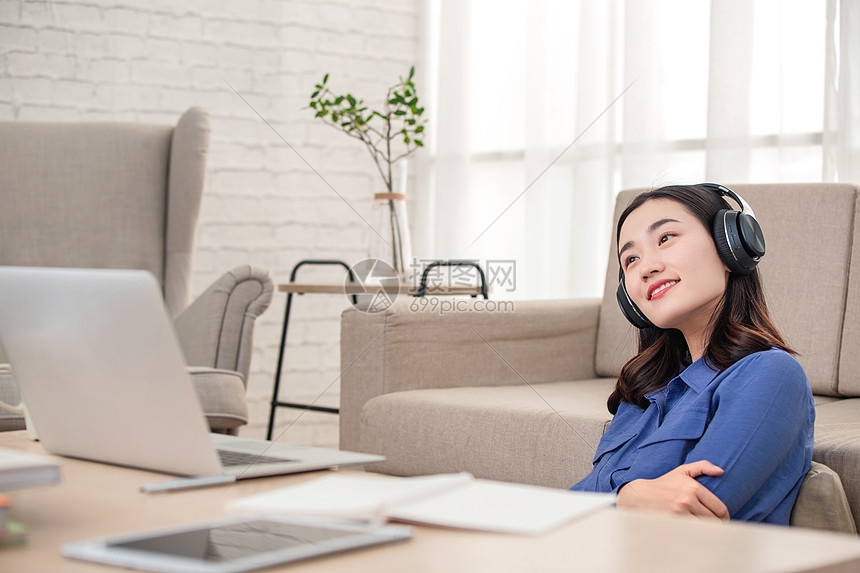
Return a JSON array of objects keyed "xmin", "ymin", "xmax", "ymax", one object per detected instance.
[{"xmin": 217, "ymin": 449, "xmax": 295, "ymax": 468}]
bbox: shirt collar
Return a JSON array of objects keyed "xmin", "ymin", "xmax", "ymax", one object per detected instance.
[
  {"xmin": 678, "ymin": 354, "xmax": 721, "ymax": 394},
  {"xmin": 644, "ymin": 354, "xmax": 721, "ymax": 400}
]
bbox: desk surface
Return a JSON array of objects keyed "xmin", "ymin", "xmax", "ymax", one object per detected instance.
[{"xmin": 3, "ymin": 431, "xmax": 860, "ymax": 573}]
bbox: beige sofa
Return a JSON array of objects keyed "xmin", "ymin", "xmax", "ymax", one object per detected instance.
[
  {"xmin": 0, "ymin": 108, "xmax": 273, "ymax": 433},
  {"xmin": 341, "ymin": 183, "xmax": 860, "ymax": 532}
]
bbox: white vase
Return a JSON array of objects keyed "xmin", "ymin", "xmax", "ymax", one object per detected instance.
[{"xmin": 369, "ymin": 163, "xmax": 412, "ymax": 279}]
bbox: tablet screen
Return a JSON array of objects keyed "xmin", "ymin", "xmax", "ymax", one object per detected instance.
[
  {"xmin": 63, "ymin": 515, "xmax": 413, "ymax": 573},
  {"xmin": 108, "ymin": 520, "xmax": 358, "ymax": 563}
]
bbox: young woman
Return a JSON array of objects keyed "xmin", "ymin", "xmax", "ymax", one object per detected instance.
[{"xmin": 571, "ymin": 184, "xmax": 814, "ymax": 524}]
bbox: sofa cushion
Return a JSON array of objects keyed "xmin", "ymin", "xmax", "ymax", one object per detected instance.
[
  {"xmin": 595, "ymin": 189, "xmax": 639, "ymax": 378},
  {"xmin": 839, "ymin": 184, "xmax": 860, "ymax": 396},
  {"xmin": 359, "ymin": 379, "xmax": 616, "ymax": 489},
  {"xmin": 812, "ymin": 398, "xmax": 860, "ymax": 525},
  {"xmin": 790, "ymin": 461, "xmax": 856, "ymax": 533},
  {"xmin": 596, "ymin": 184, "xmax": 857, "ymax": 398}
]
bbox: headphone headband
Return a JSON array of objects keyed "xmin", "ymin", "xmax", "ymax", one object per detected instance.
[{"xmin": 699, "ymin": 182, "xmax": 756, "ymax": 219}]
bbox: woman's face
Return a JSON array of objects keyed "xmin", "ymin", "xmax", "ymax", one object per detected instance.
[{"xmin": 618, "ymin": 198, "xmax": 730, "ymax": 345}]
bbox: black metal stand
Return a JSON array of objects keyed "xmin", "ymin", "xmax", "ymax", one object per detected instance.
[
  {"xmin": 266, "ymin": 258, "xmax": 489, "ymax": 441},
  {"xmin": 266, "ymin": 260, "xmax": 357, "ymax": 440},
  {"xmin": 416, "ymin": 260, "xmax": 489, "ymax": 299}
]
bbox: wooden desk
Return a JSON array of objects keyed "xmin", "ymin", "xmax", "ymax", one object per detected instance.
[{"xmin": 3, "ymin": 431, "xmax": 860, "ymax": 573}]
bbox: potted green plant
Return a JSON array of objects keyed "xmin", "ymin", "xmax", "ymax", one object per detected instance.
[{"xmin": 308, "ymin": 67, "xmax": 426, "ymax": 276}]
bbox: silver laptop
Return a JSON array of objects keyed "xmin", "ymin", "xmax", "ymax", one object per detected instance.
[{"xmin": 0, "ymin": 266, "xmax": 383, "ymax": 479}]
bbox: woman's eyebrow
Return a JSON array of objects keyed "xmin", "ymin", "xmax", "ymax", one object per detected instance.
[{"xmin": 618, "ymin": 217, "xmax": 681, "ymax": 257}]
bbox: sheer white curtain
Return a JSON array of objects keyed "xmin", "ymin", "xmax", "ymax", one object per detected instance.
[
  {"xmin": 824, "ymin": 0, "xmax": 860, "ymax": 183},
  {"xmin": 415, "ymin": 0, "xmax": 856, "ymax": 300}
]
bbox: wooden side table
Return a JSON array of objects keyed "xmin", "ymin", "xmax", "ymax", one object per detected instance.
[{"xmin": 266, "ymin": 260, "xmax": 488, "ymax": 440}]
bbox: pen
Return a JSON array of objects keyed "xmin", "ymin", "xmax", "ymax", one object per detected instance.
[{"xmin": 140, "ymin": 475, "xmax": 237, "ymax": 494}]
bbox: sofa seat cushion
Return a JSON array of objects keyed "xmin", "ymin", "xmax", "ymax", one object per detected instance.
[
  {"xmin": 187, "ymin": 367, "xmax": 248, "ymax": 431},
  {"xmin": 812, "ymin": 398, "xmax": 860, "ymax": 525},
  {"xmin": 359, "ymin": 379, "xmax": 616, "ymax": 489},
  {"xmin": 814, "ymin": 395, "xmax": 842, "ymax": 406}
]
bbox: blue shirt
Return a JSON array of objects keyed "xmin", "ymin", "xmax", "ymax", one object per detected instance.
[{"xmin": 571, "ymin": 349, "xmax": 814, "ymax": 524}]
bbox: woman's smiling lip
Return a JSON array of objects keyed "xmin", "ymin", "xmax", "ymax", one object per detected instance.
[{"xmin": 648, "ymin": 279, "xmax": 679, "ymax": 300}]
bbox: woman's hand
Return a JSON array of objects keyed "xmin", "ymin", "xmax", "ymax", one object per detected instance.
[{"xmin": 615, "ymin": 460, "xmax": 730, "ymax": 520}]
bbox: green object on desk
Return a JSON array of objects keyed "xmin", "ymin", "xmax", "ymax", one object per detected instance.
[{"xmin": 0, "ymin": 520, "xmax": 27, "ymax": 548}]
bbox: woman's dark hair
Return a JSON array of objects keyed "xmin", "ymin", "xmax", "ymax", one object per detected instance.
[{"xmin": 606, "ymin": 184, "xmax": 794, "ymax": 414}]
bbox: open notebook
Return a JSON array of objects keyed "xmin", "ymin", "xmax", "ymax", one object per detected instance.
[{"xmin": 228, "ymin": 472, "xmax": 615, "ymax": 535}]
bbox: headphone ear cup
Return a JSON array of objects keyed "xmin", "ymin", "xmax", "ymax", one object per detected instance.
[
  {"xmin": 616, "ymin": 278, "xmax": 654, "ymax": 329},
  {"xmin": 737, "ymin": 212, "xmax": 766, "ymax": 259},
  {"xmin": 712, "ymin": 209, "xmax": 755, "ymax": 275}
]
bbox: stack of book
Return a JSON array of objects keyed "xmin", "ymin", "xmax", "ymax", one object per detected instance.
[{"xmin": 0, "ymin": 447, "xmax": 61, "ymax": 547}]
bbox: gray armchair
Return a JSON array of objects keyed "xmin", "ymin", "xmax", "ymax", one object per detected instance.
[{"xmin": 0, "ymin": 108, "xmax": 273, "ymax": 434}]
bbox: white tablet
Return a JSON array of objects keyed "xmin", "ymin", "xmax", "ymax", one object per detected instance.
[{"xmin": 61, "ymin": 515, "xmax": 413, "ymax": 573}]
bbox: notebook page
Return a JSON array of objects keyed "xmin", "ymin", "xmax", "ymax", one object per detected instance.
[
  {"xmin": 387, "ymin": 479, "xmax": 615, "ymax": 535},
  {"xmin": 227, "ymin": 472, "xmax": 474, "ymax": 522}
]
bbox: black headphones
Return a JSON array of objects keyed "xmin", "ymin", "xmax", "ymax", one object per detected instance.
[{"xmin": 616, "ymin": 183, "xmax": 766, "ymax": 329}]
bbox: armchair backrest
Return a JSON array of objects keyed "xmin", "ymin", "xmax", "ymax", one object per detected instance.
[
  {"xmin": 595, "ymin": 183, "xmax": 860, "ymax": 397},
  {"xmin": 0, "ymin": 108, "xmax": 210, "ymax": 317}
]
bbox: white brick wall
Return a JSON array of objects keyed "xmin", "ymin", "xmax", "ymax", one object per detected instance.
[{"xmin": 0, "ymin": 0, "xmax": 419, "ymax": 447}]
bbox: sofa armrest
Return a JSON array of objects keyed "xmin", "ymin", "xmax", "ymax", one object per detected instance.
[
  {"xmin": 339, "ymin": 296, "xmax": 601, "ymax": 450},
  {"xmin": 173, "ymin": 265, "xmax": 274, "ymax": 383}
]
